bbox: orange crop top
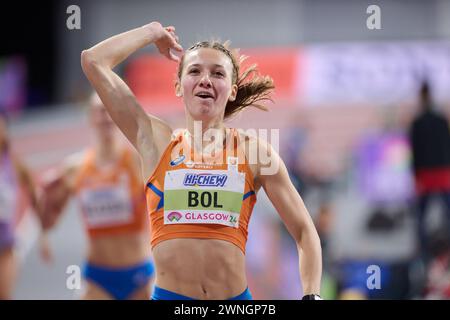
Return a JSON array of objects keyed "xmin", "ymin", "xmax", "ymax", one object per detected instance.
[
  {"xmin": 74, "ymin": 148, "xmax": 147, "ymax": 238},
  {"xmin": 145, "ymin": 128, "xmax": 257, "ymax": 254}
]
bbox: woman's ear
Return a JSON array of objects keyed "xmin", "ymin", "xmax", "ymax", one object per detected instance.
[
  {"xmin": 228, "ymin": 84, "xmax": 238, "ymax": 102},
  {"xmin": 175, "ymin": 82, "xmax": 182, "ymax": 97}
]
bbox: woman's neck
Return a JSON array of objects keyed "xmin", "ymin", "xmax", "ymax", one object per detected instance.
[
  {"xmin": 94, "ymin": 136, "xmax": 119, "ymax": 164},
  {"xmin": 186, "ymin": 115, "xmax": 225, "ymax": 136},
  {"xmin": 185, "ymin": 116, "xmax": 227, "ymax": 153}
]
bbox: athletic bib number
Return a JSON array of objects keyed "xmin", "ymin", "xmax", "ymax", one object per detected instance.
[
  {"xmin": 78, "ymin": 176, "xmax": 133, "ymax": 228},
  {"xmin": 163, "ymin": 169, "xmax": 245, "ymax": 228}
]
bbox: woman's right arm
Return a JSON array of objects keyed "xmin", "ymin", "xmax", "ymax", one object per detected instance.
[
  {"xmin": 80, "ymin": 22, "xmax": 182, "ymax": 168},
  {"xmin": 37, "ymin": 154, "xmax": 83, "ymax": 263},
  {"xmin": 38, "ymin": 154, "xmax": 82, "ymax": 231}
]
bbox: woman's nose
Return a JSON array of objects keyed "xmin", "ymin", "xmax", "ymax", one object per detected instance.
[{"xmin": 199, "ymin": 74, "xmax": 212, "ymax": 88}]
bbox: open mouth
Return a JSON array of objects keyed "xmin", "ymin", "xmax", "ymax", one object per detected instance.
[{"xmin": 195, "ymin": 91, "xmax": 215, "ymax": 100}]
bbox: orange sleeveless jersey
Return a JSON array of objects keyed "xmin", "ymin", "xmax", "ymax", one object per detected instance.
[
  {"xmin": 74, "ymin": 148, "xmax": 147, "ymax": 238},
  {"xmin": 145, "ymin": 129, "xmax": 257, "ymax": 253}
]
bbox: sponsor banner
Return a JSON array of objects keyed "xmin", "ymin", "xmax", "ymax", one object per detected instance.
[
  {"xmin": 164, "ymin": 210, "xmax": 240, "ymax": 228},
  {"xmin": 125, "ymin": 55, "xmax": 181, "ymax": 114},
  {"xmin": 300, "ymin": 42, "xmax": 450, "ymax": 106},
  {"xmin": 126, "ymin": 42, "xmax": 450, "ymax": 111}
]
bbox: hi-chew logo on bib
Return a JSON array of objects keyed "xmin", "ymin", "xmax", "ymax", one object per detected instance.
[{"xmin": 183, "ymin": 173, "xmax": 228, "ymax": 187}]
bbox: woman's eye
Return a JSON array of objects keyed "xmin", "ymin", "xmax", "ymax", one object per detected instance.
[
  {"xmin": 189, "ymin": 69, "xmax": 199, "ymax": 74},
  {"xmin": 214, "ymin": 71, "xmax": 224, "ymax": 77}
]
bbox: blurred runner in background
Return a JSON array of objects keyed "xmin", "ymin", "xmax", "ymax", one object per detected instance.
[{"xmin": 38, "ymin": 94, "xmax": 154, "ymax": 300}]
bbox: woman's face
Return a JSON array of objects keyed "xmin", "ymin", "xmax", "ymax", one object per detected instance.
[
  {"xmin": 89, "ymin": 97, "xmax": 116, "ymax": 140},
  {"xmin": 178, "ymin": 48, "xmax": 237, "ymax": 122}
]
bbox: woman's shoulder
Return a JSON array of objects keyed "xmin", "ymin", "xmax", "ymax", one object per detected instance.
[
  {"xmin": 234, "ymin": 128, "xmax": 273, "ymax": 155},
  {"xmin": 56, "ymin": 150, "xmax": 89, "ymax": 182},
  {"xmin": 171, "ymin": 128, "xmax": 187, "ymax": 140},
  {"xmin": 66, "ymin": 149, "xmax": 89, "ymax": 167},
  {"xmin": 234, "ymin": 127, "xmax": 282, "ymax": 180},
  {"xmin": 234, "ymin": 128, "xmax": 257, "ymax": 144}
]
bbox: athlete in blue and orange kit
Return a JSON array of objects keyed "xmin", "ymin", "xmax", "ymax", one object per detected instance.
[
  {"xmin": 39, "ymin": 95, "xmax": 154, "ymax": 300},
  {"xmin": 81, "ymin": 21, "xmax": 322, "ymax": 300}
]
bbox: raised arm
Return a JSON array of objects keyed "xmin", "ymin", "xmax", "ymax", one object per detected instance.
[
  {"xmin": 80, "ymin": 22, "xmax": 182, "ymax": 175},
  {"xmin": 257, "ymin": 141, "xmax": 322, "ymax": 297}
]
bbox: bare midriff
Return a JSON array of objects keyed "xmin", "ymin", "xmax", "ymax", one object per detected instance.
[
  {"xmin": 152, "ymin": 238, "xmax": 247, "ymax": 299},
  {"xmin": 87, "ymin": 231, "xmax": 150, "ymax": 267}
]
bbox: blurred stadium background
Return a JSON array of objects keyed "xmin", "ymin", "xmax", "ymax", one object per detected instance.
[{"xmin": 1, "ymin": 0, "xmax": 450, "ymax": 299}]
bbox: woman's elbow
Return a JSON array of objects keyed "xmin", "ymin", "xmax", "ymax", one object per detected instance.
[
  {"xmin": 80, "ymin": 49, "xmax": 99, "ymax": 74},
  {"xmin": 297, "ymin": 220, "xmax": 321, "ymax": 246}
]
